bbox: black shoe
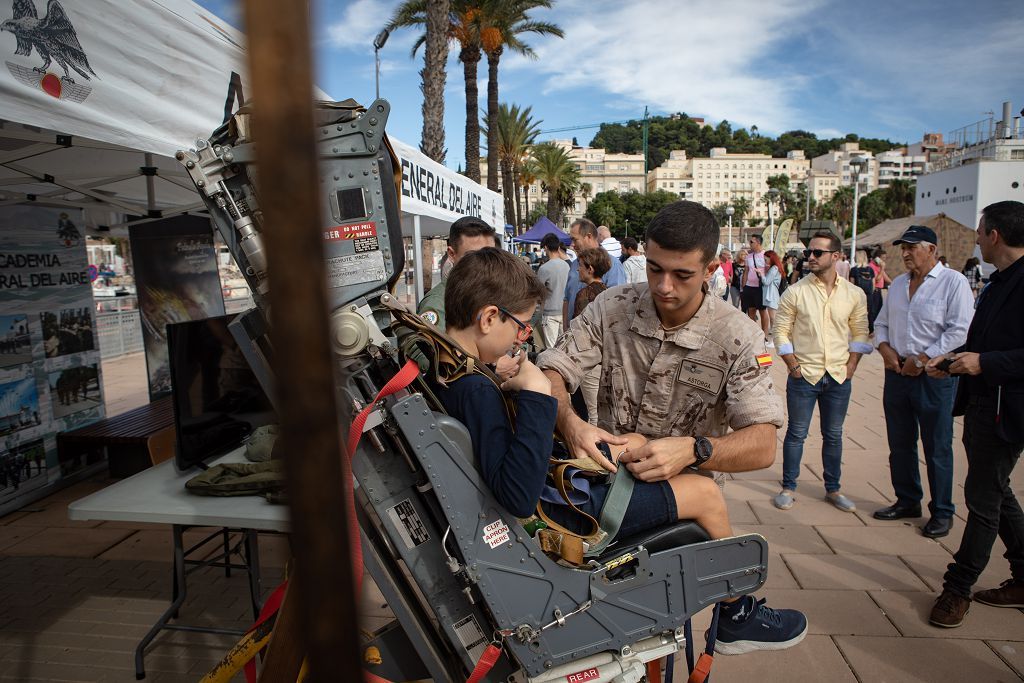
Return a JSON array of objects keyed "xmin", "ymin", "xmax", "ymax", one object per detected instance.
[
  {"xmin": 922, "ymin": 516, "xmax": 953, "ymax": 539},
  {"xmin": 873, "ymin": 502, "xmax": 922, "ymax": 520}
]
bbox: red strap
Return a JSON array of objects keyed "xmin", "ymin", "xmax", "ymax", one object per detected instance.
[
  {"xmin": 243, "ymin": 580, "xmax": 290, "ymax": 682},
  {"xmin": 465, "ymin": 643, "xmax": 503, "ymax": 683},
  {"xmin": 347, "ymin": 359, "xmax": 421, "ymax": 456},
  {"xmin": 687, "ymin": 652, "xmax": 714, "ymax": 683}
]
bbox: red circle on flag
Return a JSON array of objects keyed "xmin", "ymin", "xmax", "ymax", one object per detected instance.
[
  {"xmin": 40, "ymin": 73, "xmax": 62, "ymax": 99},
  {"xmin": 87, "ymin": 265, "xmax": 99, "ymax": 282}
]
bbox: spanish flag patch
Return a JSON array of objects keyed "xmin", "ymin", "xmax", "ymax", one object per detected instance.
[{"xmin": 756, "ymin": 354, "xmax": 773, "ymax": 368}]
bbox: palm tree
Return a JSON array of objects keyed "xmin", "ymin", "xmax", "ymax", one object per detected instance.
[
  {"xmin": 530, "ymin": 142, "xmax": 580, "ymax": 223},
  {"xmin": 385, "ymin": 0, "xmax": 450, "ymax": 163},
  {"xmin": 483, "ymin": 102, "xmax": 541, "ymax": 231},
  {"xmin": 479, "ymin": 0, "xmax": 563, "ymax": 192},
  {"xmin": 886, "ymin": 179, "xmax": 916, "ymax": 218},
  {"xmin": 386, "ymin": 2, "xmax": 484, "ymax": 179},
  {"xmin": 519, "ymin": 157, "xmax": 538, "ymax": 231}
]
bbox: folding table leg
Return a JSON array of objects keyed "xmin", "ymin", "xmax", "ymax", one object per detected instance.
[
  {"xmin": 244, "ymin": 530, "xmax": 263, "ymax": 620},
  {"xmin": 135, "ymin": 525, "xmax": 189, "ymax": 679}
]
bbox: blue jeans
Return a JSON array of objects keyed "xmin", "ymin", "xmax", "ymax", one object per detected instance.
[
  {"xmin": 882, "ymin": 370, "xmax": 957, "ymax": 519},
  {"xmin": 782, "ymin": 373, "xmax": 852, "ymax": 493}
]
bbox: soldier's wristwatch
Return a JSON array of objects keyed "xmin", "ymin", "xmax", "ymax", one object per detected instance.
[{"xmin": 691, "ymin": 437, "xmax": 713, "ymax": 471}]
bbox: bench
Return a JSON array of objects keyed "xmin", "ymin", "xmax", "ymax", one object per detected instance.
[{"xmin": 57, "ymin": 397, "xmax": 177, "ymax": 478}]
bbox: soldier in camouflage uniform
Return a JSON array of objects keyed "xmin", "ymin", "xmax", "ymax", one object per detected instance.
[
  {"xmin": 417, "ymin": 216, "xmax": 497, "ymax": 330},
  {"xmin": 538, "ymin": 201, "xmax": 804, "ymax": 655}
]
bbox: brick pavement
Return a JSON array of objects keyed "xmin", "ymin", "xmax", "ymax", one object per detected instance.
[{"xmin": 1, "ymin": 351, "xmax": 1023, "ymax": 681}]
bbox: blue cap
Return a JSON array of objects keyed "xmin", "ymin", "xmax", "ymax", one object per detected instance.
[{"xmin": 893, "ymin": 225, "xmax": 937, "ymax": 246}]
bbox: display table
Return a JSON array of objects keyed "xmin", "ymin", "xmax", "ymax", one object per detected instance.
[{"xmin": 68, "ymin": 449, "xmax": 289, "ymax": 679}]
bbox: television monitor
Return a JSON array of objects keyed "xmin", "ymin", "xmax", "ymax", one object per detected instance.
[{"xmin": 167, "ymin": 315, "xmax": 276, "ymax": 472}]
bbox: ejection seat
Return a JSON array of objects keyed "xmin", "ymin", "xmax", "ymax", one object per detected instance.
[{"xmin": 178, "ymin": 96, "xmax": 770, "ymax": 682}]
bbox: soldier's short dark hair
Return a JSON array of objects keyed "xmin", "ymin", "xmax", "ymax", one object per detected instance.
[
  {"xmin": 622, "ymin": 236, "xmax": 639, "ymax": 251},
  {"xmin": 578, "ymin": 247, "xmax": 611, "ymax": 279},
  {"xmin": 445, "ymin": 247, "xmax": 548, "ymax": 330},
  {"xmin": 571, "ymin": 218, "xmax": 598, "ymax": 239},
  {"xmin": 810, "ymin": 230, "xmax": 842, "ymax": 252},
  {"xmin": 982, "ymin": 201, "xmax": 1024, "ymax": 247},
  {"xmin": 644, "ymin": 201, "xmax": 720, "ymax": 264},
  {"xmin": 448, "ymin": 216, "xmax": 496, "ymax": 251},
  {"xmin": 540, "ymin": 233, "xmax": 564, "ymax": 252}
]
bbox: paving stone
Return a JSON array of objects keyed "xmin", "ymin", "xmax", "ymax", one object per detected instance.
[
  {"xmin": 835, "ymin": 635, "xmax": 1020, "ymax": 682},
  {"xmin": 2, "ymin": 527, "xmax": 134, "ymax": 558},
  {"xmin": 784, "ymin": 553, "xmax": 929, "ymax": 591},
  {"xmin": 987, "ymin": 641, "xmax": 1024, "ymax": 679},
  {"xmin": 0, "ymin": 525, "xmax": 36, "ymax": 552},
  {"xmin": 898, "ymin": 554, "xmax": 1007, "ymax": 595},
  {"xmin": 869, "ymin": 590, "xmax": 1024, "ymax": 641},
  {"xmin": 734, "ymin": 524, "xmax": 833, "ymax": 555},
  {"xmin": 815, "ymin": 525, "xmax": 950, "ymax": 556},
  {"xmin": 725, "ymin": 499, "xmax": 758, "ymax": 526},
  {"xmin": 749, "ymin": 499, "xmax": 867, "ymax": 526},
  {"xmin": 760, "ymin": 588, "xmax": 899, "ymax": 636},
  {"xmin": 683, "ymin": 635, "xmax": 856, "ymax": 682},
  {"xmin": 764, "ymin": 553, "xmax": 801, "ymax": 589}
]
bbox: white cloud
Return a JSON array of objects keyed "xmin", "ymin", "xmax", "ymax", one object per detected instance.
[
  {"xmin": 324, "ymin": 0, "xmax": 408, "ymax": 52},
  {"xmin": 506, "ymin": 0, "xmax": 825, "ymax": 134}
]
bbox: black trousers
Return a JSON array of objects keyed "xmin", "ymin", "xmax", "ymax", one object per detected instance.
[{"xmin": 943, "ymin": 399, "xmax": 1024, "ymax": 597}]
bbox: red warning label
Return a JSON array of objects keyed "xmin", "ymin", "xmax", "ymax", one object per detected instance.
[
  {"xmin": 324, "ymin": 221, "xmax": 377, "ymax": 241},
  {"xmin": 566, "ymin": 667, "xmax": 600, "ymax": 682}
]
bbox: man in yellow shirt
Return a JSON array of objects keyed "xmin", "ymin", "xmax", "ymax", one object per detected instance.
[{"xmin": 772, "ymin": 230, "xmax": 872, "ymax": 512}]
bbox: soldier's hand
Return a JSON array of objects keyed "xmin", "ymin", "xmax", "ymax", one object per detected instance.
[
  {"xmin": 564, "ymin": 418, "xmax": 628, "ymax": 474},
  {"xmin": 619, "ymin": 437, "xmax": 696, "ymax": 482}
]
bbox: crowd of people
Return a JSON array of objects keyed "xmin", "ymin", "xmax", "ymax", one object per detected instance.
[
  {"xmin": 411, "ymin": 199, "xmax": 1024, "ymax": 648},
  {"xmin": 40, "ymin": 308, "xmax": 95, "ymax": 359}
]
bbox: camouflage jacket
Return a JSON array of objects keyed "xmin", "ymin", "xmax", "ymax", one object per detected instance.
[{"xmin": 537, "ymin": 283, "xmax": 783, "ymax": 440}]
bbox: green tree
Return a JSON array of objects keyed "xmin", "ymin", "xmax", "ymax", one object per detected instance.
[
  {"xmin": 764, "ymin": 174, "xmax": 796, "ymax": 220},
  {"xmin": 821, "ymin": 186, "xmax": 855, "ymax": 236},
  {"xmin": 479, "ymin": 0, "xmax": 563, "ymax": 192},
  {"xmin": 731, "ymin": 197, "xmax": 752, "ymax": 225},
  {"xmin": 484, "ymin": 102, "xmax": 541, "ymax": 230},
  {"xmin": 886, "ymin": 179, "xmax": 916, "ymax": 218},
  {"xmin": 585, "ymin": 190, "xmax": 676, "ymax": 238},
  {"xmin": 585, "ymin": 191, "xmax": 624, "ymax": 228},
  {"xmin": 384, "ymin": 0, "xmax": 450, "ymax": 163},
  {"xmin": 530, "ymin": 142, "xmax": 580, "ymax": 222}
]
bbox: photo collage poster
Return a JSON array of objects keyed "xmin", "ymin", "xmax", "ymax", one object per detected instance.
[
  {"xmin": 129, "ymin": 216, "xmax": 225, "ymax": 401},
  {"xmin": 0, "ymin": 206, "xmax": 103, "ymax": 514}
]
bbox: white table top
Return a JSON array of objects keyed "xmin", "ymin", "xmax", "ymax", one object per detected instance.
[{"xmin": 68, "ymin": 448, "xmax": 290, "ymax": 532}]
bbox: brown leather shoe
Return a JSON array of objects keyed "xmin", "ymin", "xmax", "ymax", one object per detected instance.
[
  {"xmin": 929, "ymin": 590, "xmax": 970, "ymax": 628},
  {"xmin": 975, "ymin": 579, "xmax": 1024, "ymax": 608}
]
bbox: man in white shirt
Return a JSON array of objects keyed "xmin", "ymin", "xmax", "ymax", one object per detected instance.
[
  {"xmin": 598, "ymin": 225, "xmax": 622, "ymax": 259},
  {"xmin": 536, "ymin": 232, "xmax": 570, "ymax": 348},
  {"xmin": 621, "ymin": 237, "xmax": 647, "ymax": 283},
  {"xmin": 873, "ymin": 226, "xmax": 975, "ymax": 539}
]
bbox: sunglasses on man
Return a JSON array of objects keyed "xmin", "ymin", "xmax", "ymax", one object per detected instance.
[{"xmin": 803, "ymin": 249, "xmax": 837, "ymax": 258}]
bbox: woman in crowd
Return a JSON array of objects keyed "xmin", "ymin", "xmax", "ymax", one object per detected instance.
[
  {"xmin": 573, "ymin": 247, "xmax": 611, "ymax": 319},
  {"xmin": 761, "ymin": 250, "xmax": 785, "ymax": 341},
  {"xmin": 730, "ymin": 248, "xmax": 748, "ymax": 308},
  {"xmin": 868, "ymin": 250, "xmax": 891, "ymax": 332},
  {"xmin": 961, "ymin": 257, "xmax": 984, "ymax": 299}
]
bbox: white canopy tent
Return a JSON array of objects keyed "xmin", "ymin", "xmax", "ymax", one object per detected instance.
[{"xmin": 0, "ymin": 0, "xmax": 502, "ymax": 297}]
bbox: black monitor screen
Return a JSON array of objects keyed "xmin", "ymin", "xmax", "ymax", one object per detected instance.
[{"xmin": 167, "ymin": 315, "xmax": 275, "ymax": 472}]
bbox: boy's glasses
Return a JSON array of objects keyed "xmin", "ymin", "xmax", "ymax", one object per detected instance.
[
  {"xmin": 497, "ymin": 306, "xmax": 532, "ymax": 342},
  {"xmin": 804, "ymin": 248, "xmax": 837, "ymax": 258}
]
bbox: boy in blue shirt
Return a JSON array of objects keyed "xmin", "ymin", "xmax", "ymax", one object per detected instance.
[{"xmin": 433, "ymin": 246, "xmax": 807, "ymax": 655}]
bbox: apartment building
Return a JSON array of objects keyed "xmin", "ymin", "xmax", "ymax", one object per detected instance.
[
  {"xmin": 876, "ymin": 149, "xmax": 927, "ymax": 188},
  {"xmin": 646, "ymin": 150, "xmax": 693, "ymax": 199},
  {"xmin": 811, "ymin": 142, "xmax": 878, "ymax": 192},
  {"xmin": 806, "ymin": 169, "xmax": 842, "ymax": 204}
]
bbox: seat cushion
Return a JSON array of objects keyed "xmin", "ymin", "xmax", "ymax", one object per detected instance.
[{"xmin": 597, "ymin": 520, "xmax": 710, "ymax": 562}]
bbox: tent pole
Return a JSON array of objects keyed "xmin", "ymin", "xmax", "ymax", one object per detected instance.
[
  {"xmin": 144, "ymin": 153, "xmax": 157, "ymax": 216},
  {"xmin": 413, "ymin": 214, "xmax": 424, "ymax": 302}
]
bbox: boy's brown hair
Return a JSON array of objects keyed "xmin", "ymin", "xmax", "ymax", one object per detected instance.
[
  {"xmin": 445, "ymin": 247, "xmax": 548, "ymax": 329},
  {"xmin": 578, "ymin": 247, "xmax": 611, "ymax": 279}
]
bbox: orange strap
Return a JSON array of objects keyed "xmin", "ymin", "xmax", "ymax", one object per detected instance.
[
  {"xmin": 687, "ymin": 653, "xmax": 714, "ymax": 683},
  {"xmin": 465, "ymin": 643, "xmax": 503, "ymax": 683},
  {"xmin": 243, "ymin": 580, "xmax": 289, "ymax": 683},
  {"xmin": 347, "ymin": 359, "xmax": 421, "ymax": 457},
  {"xmin": 646, "ymin": 659, "xmax": 663, "ymax": 683}
]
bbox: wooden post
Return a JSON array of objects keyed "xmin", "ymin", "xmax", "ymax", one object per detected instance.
[{"xmin": 242, "ymin": 1, "xmax": 362, "ymax": 681}]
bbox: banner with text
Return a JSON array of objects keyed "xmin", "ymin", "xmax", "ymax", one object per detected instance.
[{"xmin": 0, "ymin": 206, "xmax": 103, "ymax": 516}]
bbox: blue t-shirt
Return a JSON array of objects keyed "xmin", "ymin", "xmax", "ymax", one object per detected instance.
[{"xmin": 434, "ymin": 374, "xmax": 556, "ymax": 518}]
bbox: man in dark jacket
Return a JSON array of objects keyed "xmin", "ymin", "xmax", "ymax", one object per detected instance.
[{"xmin": 926, "ymin": 200, "xmax": 1024, "ymax": 628}]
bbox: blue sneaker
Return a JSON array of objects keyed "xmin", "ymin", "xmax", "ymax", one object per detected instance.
[{"xmin": 711, "ymin": 595, "xmax": 808, "ymax": 655}]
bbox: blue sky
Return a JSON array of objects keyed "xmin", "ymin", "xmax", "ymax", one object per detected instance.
[{"xmin": 197, "ymin": 0, "xmax": 1024, "ymax": 170}]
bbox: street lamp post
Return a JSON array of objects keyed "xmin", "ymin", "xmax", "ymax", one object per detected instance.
[
  {"xmin": 803, "ymin": 175, "xmax": 811, "ymax": 222},
  {"xmin": 373, "ymin": 29, "xmax": 390, "ymax": 100},
  {"xmin": 849, "ymin": 156, "xmax": 866, "ymax": 257},
  {"xmin": 766, "ymin": 188, "xmax": 780, "ymax": 251},
  {"xmin": 725, "ymin": 206, "xmax": 735, "ymax": 250}
]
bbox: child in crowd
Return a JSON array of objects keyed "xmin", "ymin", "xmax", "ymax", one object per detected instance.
[
  {"xmin": 431, "ymin": 247, "xmax": 805, "ymax": 654},
  {"xmin": 573, "ymin": 248, "xmax": 611, "ymax": 319}
]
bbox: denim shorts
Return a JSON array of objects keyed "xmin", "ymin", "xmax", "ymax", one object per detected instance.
[{"xmin": 540, "ymin": 479, "xmax": 678, "ymax": 538}]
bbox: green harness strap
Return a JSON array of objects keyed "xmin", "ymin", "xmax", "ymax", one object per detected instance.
[{"xmin": 585, "ymin": 463, "xmax": 636, "ymax": 557}]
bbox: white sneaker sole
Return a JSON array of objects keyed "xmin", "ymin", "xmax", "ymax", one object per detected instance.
[{"xmin": 714, "ymin": 624, "xmax": 808, "ymax": 656}]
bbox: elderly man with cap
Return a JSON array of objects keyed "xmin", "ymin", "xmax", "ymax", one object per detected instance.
[{"xmin": 873, "ymin": 225, "xmax": 974, "ymax": 539}]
